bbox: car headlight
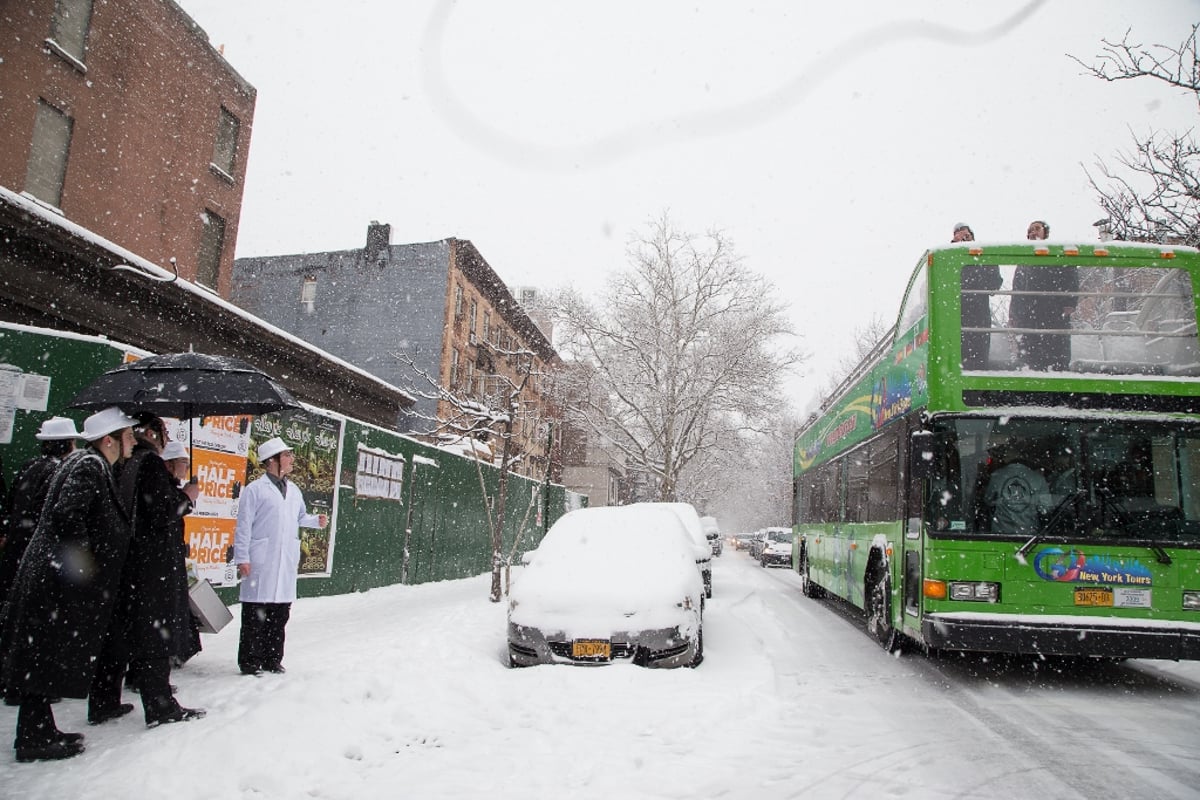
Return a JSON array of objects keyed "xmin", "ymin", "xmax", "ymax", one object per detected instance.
[
  {"xmin": 1183, "ymin": 590, "xmax": 1200, "ymax": 611},
  {"xmin": 948, "ymin": 581, "xmax": 1000, "ymax": 602}
]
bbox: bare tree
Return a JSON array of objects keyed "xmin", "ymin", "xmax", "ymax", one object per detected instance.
[
  {"xmin": 822, "ymin": 314, "xmax": 891, "ymax": 397},
  {"xmin": 554, "ymin": 213, "xmax": 804, "ymax": 502},
  {"xmin": 1072, "ymin": 25, "xmax": 1200, "ymax": 245},
  {"xmin": 396, "ymin": 345, "xmax": 554, "ymax": 602},
  {"xmin": 699, "ymin": 412, "xmax": 802, "ymax": 533}
]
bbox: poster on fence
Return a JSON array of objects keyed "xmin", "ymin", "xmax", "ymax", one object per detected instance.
[
  {"xmin": 246, "ymin": 409, "xmax": 344, "ymax": 577},
  {"xmin": 167, "ymin": 415, "xmax": 254, "ymax": 587}
]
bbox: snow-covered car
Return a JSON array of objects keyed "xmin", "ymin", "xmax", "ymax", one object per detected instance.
[
  {"xmin": 760, "ymin": 530, "xmax": 794, "ymax": 568},
  {"xmin": 507, "ymin": 505, "xmax": 704, "ymax": 669},
  {"xmin": 635, "ymin": 502, "xmax": 714, "ymax": 598},
  {"xmin": 700, "ymin": 515, "xmax": 722, "ymax": 556}
]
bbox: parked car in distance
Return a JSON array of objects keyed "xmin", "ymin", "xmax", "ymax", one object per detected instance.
[
  {"xmin": 507, "ymin": 505, "xmax": 704, "ymax": 669},
  {"xmin": 700, "ymin": 515, "xmax": 722, "ymax": 556},
  {"xmin": 635, "ymin": 502, "xmax": 714, "ymax": 598},
  {"xmin": 760, "ymin": 529, "xmax": 794, "ymax": 568}
]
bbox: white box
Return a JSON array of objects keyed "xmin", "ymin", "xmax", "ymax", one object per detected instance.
[{"xmin": 189, "ymin": 578, "xmax": 234, "ymax": 634}]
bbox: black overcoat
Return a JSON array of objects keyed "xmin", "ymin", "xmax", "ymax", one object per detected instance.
[
  {"xmin": 0, "ymin": 448, "xmax": 131, "ymax": 698},
  {"xmin": 0, "ymin": 454, "xmax": 63, "ymax": 603},
  {"xmin": 118, "ymin": 445, "xmax": 193, "ymax": 661}
]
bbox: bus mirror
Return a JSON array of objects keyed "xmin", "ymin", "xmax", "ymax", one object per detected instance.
[{"xmin": 910, "ymin": 431, "xmax": 937, "ymax": 479}]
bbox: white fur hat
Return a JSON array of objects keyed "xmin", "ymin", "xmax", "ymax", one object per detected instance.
[
  {"xmin": 81, "ymin": 406, "xmax": 140, "ymax": 442},
  {"xmin": 35, "ymin": 416, "xmax": 81, "ymax": 440},
  {"xmin": 161, "ymin": 441, "xmax": 189, "ymax": 461},
  {"xmin": 257, "ymin": 436, "xmax": 292, "ymax": 462}
]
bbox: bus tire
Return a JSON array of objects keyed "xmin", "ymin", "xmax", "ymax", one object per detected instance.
[
  {"xmin": 866, "ymin": 572, "xmax": 900, "ymax": 652},
  {"xmin": 801, "ymin": 549, "xmax": 824, "ymax": 599}
]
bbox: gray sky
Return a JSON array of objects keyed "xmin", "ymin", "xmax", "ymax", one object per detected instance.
[{"xmin": 177, "ymin": 0, "xmax": 1199, "ymax": 409}]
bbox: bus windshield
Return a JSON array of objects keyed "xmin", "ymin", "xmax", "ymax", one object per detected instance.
[
  {"xmin": 960, "ymin": 264, "xmax": 1200, "ymax": 375},
  {"xmin": 926, "ymin": 416, "xmax": 1200, "ymax": 542}
]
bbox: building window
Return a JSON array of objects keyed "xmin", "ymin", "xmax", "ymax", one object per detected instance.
[
  {"xmin": 453, "ymin": 284, "xmax": 464, "ymax": 319},
  {"xmin": 469, "ymin": 299, "xmax": 478, "ymax": 340},
  {"xmin": 49, "ymin": 0, "xmax": 93, "ymax": 64},
  {"xmin": 196, "ymin": 210, "xmax": 226, "ymax": 289},
  {"xmin": 482, "ymin": 311, "xmax": 491, "ymax": 342},
  {"xmin": 211, "ymin": 107, "xmax": 240, "ymax": 178},
  {"xmin": 300, "ymin": 276, "xmax": 317, "ymax": 309},
  {"xmin": 25, "ymin": 99, "xmax": 73, "ymax": 208},
  {"xmin": 450, "ymin": 349, "xmax": 460, "ymax": 389},
  {"xmin": 465, "ymin": 360, "xmax": 475, "ymax": 396}
]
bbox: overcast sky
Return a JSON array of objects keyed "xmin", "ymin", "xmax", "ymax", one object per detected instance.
[{"xmin": 175, "ymin": 0, "xmax": 1199, "ymax": 410}]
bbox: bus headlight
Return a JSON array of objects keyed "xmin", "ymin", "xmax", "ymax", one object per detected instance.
[
  {"xmin": 1183, "ymin": 591, "xmax": 1200, "ymax": 611},
  {"xmin": 948, "ymin": 581, "xmax": 1000, "ymax": 603}
]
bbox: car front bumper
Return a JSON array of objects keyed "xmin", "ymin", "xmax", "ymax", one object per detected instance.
[{"xmin": 507, "ymin": 622, "xmax": 699, "ymax": 669}]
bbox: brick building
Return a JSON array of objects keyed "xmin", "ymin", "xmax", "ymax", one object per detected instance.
[
  {"xmin": 231, "ymin": 223, "xmax": 561, "ymax": 478},
  {"xmin": 0, "ymin": 0, "xmax": 255, "ymax": 297}
]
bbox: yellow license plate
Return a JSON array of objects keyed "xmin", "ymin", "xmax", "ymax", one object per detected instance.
[
  {"xmin": 571, "ymin": 639, "xmax": 611, "ymax": 659},
  {"xmin": 1074, "ymin": 587, "xmax": 1114, "ymax": 607}
]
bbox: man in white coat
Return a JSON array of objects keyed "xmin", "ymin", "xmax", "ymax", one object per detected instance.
[{"xmin": 234, "ymin": 437, "xmax": 327, "ymax": 676}]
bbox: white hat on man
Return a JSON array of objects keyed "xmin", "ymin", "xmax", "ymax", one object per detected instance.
[
  {"xmin": 257, "ymin": 436, "xmax": 292, "ymax": 462},
  {"xmin": 161, "ymin": 441, "xmax": 189, "ymax": 461},
  {"xmin": 35, "ymin": 416, "xmax": 81, "ymax": 440},
  {"xmin": 81, "ymin": 406, "xmax": 140, "ymax": 442}
]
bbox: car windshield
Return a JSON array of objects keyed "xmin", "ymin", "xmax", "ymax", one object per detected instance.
[{"xmin": 925, "ymin": 416, "xmax": 1200, "ymax": 542}]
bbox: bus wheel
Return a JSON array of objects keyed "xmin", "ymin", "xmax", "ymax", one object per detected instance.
[
  {"xmin": 866, "ymin": 574, "xmax": 899, "ymax": 652},
  {"xmin": 801, "ymin": 552, "xmax": 824, "ymax": 599}
]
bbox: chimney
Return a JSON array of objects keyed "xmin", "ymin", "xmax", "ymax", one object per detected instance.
[{"xmin": 365, "ymin": 221, "xmax": 392, "ymax": 261}]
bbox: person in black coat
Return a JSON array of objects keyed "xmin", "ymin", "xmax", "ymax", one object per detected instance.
[
  {"xmin": 0, "ymin": 417, "xmax": 80, "ymax": 605},
  {"xmin": 101, "ymin": 416, "xmax": 204, "ymax": 728},
  {"xmin": 0, "ymin": 406, "xmax": 138, "ymax": 762},
  {"xmin": 1010, "ymin": 220, "xmax": 1079, "ymax": 370},
  {"xmin": 953, "ymin": 224, "xmax": 1003, "ymax": 370}
]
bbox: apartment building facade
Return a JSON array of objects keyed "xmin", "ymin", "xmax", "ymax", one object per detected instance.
[
  {"xmin": 0, "ymin": 0, "xmax": 255, "ymax": 298},
  {"xmin": 231, "ymin": 223, "xmax": 561, "ymax": 479}
]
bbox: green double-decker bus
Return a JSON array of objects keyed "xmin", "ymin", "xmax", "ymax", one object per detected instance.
[{"xmin": 794, "ymin": 240, "xmax": 1200, "ymax": 659}]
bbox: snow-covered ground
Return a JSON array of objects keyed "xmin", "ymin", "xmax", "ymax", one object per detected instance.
[{"xmin": 2, "ymin": 553, "xmax": 1199, "ymax": 799}]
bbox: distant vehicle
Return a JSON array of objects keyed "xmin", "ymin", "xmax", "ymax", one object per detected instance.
[
  {"xmin": 507, "ymin": 505, "xmax": 704, "ymax": 669},
  {"xmin": 760, "ymin": 530, "xmax": 793, "ymax": 568},
  {"xmin": 749, "ymin": 527, "xmax": 789, "ymax": 560},
  {"xmin": 636, "ymin": 502, "xmax": 714, "ymax": 598},
  {"xmin": 732, "ymin": 533, "xmax": 756, "ymax": 551},
  {"xmin": 700, "ymin": 515, "xmax": 722, "ymax": 556}
]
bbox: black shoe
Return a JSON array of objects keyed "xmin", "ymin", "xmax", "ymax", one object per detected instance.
[
  {"xmin": 145, "ymin": 705, "xmax": 206, "ymax": 729},
  {"xmin": 54, "ymin": 730, "xmax": 85, "ymax": 745},
  {"xmin": 263, "ymin": 664, "xmax": 286, "ymax": 674},
  {"xmin": 15, "ymin": 739, "xmax": 85, "ymax": 762},
  {"xmin": 239, "ymin": 666, "xmax": 262, "ymax": 677},
  {"xmin": 87, "ymin": 702, "xmax": 134, "ymax": 725}
]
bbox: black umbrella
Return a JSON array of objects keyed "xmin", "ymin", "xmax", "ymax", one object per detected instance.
[{"xmin": 69, "ymin": 352, "xmax": 301, "ymax": 421}]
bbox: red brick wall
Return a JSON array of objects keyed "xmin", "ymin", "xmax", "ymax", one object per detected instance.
[{"xmin": 0, "ymin": 0, "xmax": 255, "ymax": 298}]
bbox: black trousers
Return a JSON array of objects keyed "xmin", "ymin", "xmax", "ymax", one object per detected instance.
[
  {"xmin": 15, "ymin": 696, "xmax": 57, "ymax": 748},
  {"xmin": 238, "ymin": 602, "xmax": 291, "ymax": 671},
  {"xmin": 87, "ymin": 627, "xmax": 129, "ymax": 718},
  {"xmin": 130, "ymin": 656, "xmax": 174, "ymax": 718}
]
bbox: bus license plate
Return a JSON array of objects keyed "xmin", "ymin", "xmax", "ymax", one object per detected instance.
[
  {"xmin": 572, "ymin": 639, "xmax": 611, "ymax": 660},
  {"xmin": 1074, "ymin": 587, "xmax": 1114, "ymax": 607}
]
